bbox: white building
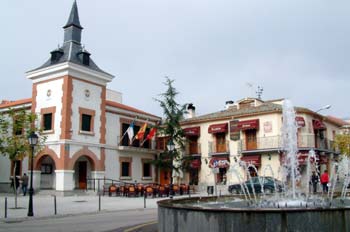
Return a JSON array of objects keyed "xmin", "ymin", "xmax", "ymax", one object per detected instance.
[
  {"xmin": 0, "ymin": 1, "xmax": 161, "ymax": 192},
  {"xmin": 180, "ymin": 98, "xmax": 346, "ymax": 192}
]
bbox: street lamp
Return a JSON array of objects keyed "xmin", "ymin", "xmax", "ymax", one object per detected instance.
[
  {"xmin": 27, "ymin": 132, "xmax": 38, "ymax": 217},
  {"xmin": 315, "ymin": 104, "xmax": 331, "ymax": 113},
  {"xmin": 167, "ymin": 139, "xmax": 175, "ymax": 199}
]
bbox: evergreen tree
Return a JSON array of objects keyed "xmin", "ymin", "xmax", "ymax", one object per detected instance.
[{"xmin": 154, "ymin": 77, "xmax": 189, "ymax": 178}]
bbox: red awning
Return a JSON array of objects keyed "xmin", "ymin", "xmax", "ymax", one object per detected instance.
[
  {"xmin": 313, "ymin": 119, "xmax": 326, "ymax": 130},
  {"xmin": 319, "ymin": 155, "xmax": 328, "ymax": 164},
  {"xmin": 237, "ymin": 119, "xmax": 259, "ymax": 130},
  {"xmin": 295, "ymin": 116, "xmax": 305, "ymax": 127},
  {"xmin": 208, "ymin": 123, "xmax": 228, "ymax": 134},
  {"xmin": 240, "ymin": 155, "xmax": 261, "ymax": 166},
  {"xmin": 190, "ymin": 159, "xmax": 201, "ymax": 169},
  {"xmin": 298, "ymin": 154, "xmax": 315, "ymax": 165},
  {"xmin": 209, "ymin": 157, "xmax": 230, "ymax": 168},
  {"xmin": 184, "ymin": 127, "xmax": 200, "ymax": 136}
]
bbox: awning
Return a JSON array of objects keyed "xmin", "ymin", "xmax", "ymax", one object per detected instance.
[
  {"xmin": 208, "ymin": 123, "xmax": 228, "ymax": 134},
  {"xmin": 237, "ymin": 119, "xmax": 259, "ymax": 130},
  {"xmin": 241, "ymin": 155, "xmax": 261, "ymax": 166},
  {"xmin": 184, "ymin": 127, "xmax": 200, "ymax": 136},
  {"xmin": 295, "ymin": 116, "xmax": 305, "ymax": 127},
  {"xmin": 319, "ymin": 155, "xmax": 328, "ymax": 164},
  {"xmin": 209, "ymin": 157, "xmax": 230, "ymax": 168},
  {"xmin": 240, "ymin": 155, "xmax": 261, "ymax": 166},
  {"xmin": 190, "ymin": 159, "xmax": 201, "ymax": 169},
  {"xmin": 298, "ymin": 154, "xmax": 315, "ymax": 165},
  {"xmin": 313, "ymin": 119, "xmax": 326, "ymax": 130}
]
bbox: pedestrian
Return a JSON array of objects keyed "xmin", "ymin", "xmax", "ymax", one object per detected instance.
[
  {"xmin": 21, "ymin": 173, "xmax": 29, "ymax": 196},
  {"xmin": 311, "ymin": 171, "xmax": 318, "ymax": 193},
  {"xmin": 320, "ymin": 170, "xmax": 329, "ymax": 193}
]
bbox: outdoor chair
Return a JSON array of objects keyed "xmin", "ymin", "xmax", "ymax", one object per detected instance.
[
  {"xmin": 145, "ymin": 186, "xmax": 154, "ymax": 198},
  {"xmin": 128, "ymin": 186, "xmax": 136, "ymax": 197},
  {"xmin": 109, "ymin": 184, "xmax": 118, "ymax": 196}
]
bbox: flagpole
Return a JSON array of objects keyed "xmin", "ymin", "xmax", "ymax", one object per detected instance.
[
  {"xmin": 118, "ymin": 116, "xmax": 137, "ymax": 146},
  {"xmin": 134, "ymin": 118, "xmax": 149, "ymax": 146}
]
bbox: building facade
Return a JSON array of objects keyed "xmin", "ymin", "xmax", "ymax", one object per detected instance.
[
  {"xmin": 0, "ymin": 2, "xmax": 161, "ymax": 192},
  {"xmin": 180, "ymin": 98, "xmax": 346, "ymax": 192}
]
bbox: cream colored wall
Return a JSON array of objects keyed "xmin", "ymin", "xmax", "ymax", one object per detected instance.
[
  {"xmin": 36, "ymin": 78, "xmax": 64, "ymax": 142},
  {"xmin": 71, "ymin": 79, "xmax": 102, "ymax": 144}
]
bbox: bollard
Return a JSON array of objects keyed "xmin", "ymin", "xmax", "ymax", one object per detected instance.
[
  {"xmin": 98, "ymin": 193, "xmax": 101, "ymax": 211},
  {"xmin": 189, "ymin": 186, "xmax": 191, "ymax": 198},
  {"xmin": 144, "ymin": 191, "xmax": 146, "ymax": 208},
  {"xmin": 5, "ymin": 197, "xmax": 7, "ymax": 218},
  {"xmin": 54, "ymin": 195, "xmax": 57, "ymax": 215}
]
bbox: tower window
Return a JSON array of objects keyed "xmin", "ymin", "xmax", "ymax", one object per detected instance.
[
  {"xmin": 41, "ymin": 107, "xmax": 56, "ymax": 134},
  {"xmin": 79, "ymin": 107, "xmax": 95, "ymax": 135},
  {"xmin": 81, "ymin": 114, "xmax": 92, "ymax": 131},
  {"xmin": 43, "ymin": 113, "xmax": 53, "ymax": 131}
]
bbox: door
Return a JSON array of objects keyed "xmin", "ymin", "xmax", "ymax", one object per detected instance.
[
  {"xmin": 216, "ymin": 133, "xmax": 226, "ymax": 153},
  {"xmin": 246, "ymin": 129, "xmax": 257, "ymax": 150},
  {"xmin": 160, "ymin": 170, "xmax": 170, "ymax": 185},
  {"xmin": 78, "ymin": 161, "xmax": 87, "ymax": 189},
  {"xmin": 189, "ymin": 137, "xmax": 198, "ymax": 154}
]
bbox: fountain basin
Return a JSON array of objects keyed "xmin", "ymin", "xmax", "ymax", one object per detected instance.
[{"xmin": 158, "ymin": 196, "xmax": 350, "ymax": 232}]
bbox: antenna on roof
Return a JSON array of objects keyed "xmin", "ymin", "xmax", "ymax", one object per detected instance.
[{"xmin": 256, "ymin": 86, "xmax": 264, "ymax": 99}]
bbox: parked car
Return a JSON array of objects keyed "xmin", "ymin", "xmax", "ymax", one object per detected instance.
[{"xmin": 228, "ymin": 176, "xmax": 283, "ymax": 194}]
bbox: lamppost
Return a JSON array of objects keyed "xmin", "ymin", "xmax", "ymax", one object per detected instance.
[
  {"xmin": 27, "ymin": 132, "xmax": 38, "ymax": 217},
  {"xmin": 167, "ymin": 139, "xmax": 175, "ymax": 199},
  {"xmin": 315, "ymin": 104, "xmax": 331, "ymax": 113}
]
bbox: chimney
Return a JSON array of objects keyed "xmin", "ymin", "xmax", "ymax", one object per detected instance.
[
  {"xmin": 225, "ymin": 100, "xmax": 234, "ymax": 109},
  {"xmin": 186, "ymin": 103, "xmax": 196, "ymax": 118}
]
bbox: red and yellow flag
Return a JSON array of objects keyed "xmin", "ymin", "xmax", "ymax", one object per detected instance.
[
  {"xmin": 145, "ymin": 127, "xmax": 157, "ymax": 141},
  {"xmin": 135, "ymin": 123, "xmax": 147, "ymax": 140}
]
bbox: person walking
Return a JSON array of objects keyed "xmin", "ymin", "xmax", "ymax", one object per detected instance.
[
  {"xmin": 21, "ymin": 173, "xmax": 29, "ymax": 196},
  {"xmin": 311, "ymin": 171, "xmax": 318, "ymax": 193},
  {"xmin": 320, "ymin": 170, "xmax": 329, "ymax": 193}
]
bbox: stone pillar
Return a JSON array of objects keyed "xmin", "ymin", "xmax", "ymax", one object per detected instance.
[
  {"xmin": 32, "ymin": 170, "xmax": 41, "ymax": 191},
  {"xmin": 91, "ymin": 171, "xmax": 105, "ymax": 192},
  {"xmin": 55, "ymin": 170, "xmax": 75, "ymax": 191}
]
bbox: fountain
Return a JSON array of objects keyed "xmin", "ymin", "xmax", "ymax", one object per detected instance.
[{"xmin": 158, "ymin": 100, "xmax": 350, "ymax": 232}]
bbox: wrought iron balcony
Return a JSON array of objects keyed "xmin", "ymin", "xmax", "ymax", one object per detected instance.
[
  {"xmin": 239, "ymin": 135, "xmax": 338, "ymax": 153},
  {"xmin": 208, "ymin": 141, "xmax": 230, "ymax": 155},
  {"xmin": 117, "ymin": 136, "xmax": 159, "ymax": 153}
]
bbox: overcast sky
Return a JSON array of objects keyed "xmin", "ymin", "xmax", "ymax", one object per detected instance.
[{"xmin": 1, "ymin": 0, "xmax": 349, "ymax": 119}]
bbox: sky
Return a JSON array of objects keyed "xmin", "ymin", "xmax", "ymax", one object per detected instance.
[{"xmin": 1, "ymin": 0, "xmax": 349, "ymax": 119}]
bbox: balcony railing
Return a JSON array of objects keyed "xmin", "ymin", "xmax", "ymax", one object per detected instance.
[
  {"xmin": 239, "ymin": 135, "xmax": 337, "ymax": 153},
  {"xmin": 117, "ymin": 136, "xmax": 158, "ymax": 153},
  {"xmin": 184, "ymin": 142, "xmax": 201, "ymax": 156},
  {"xmin": 208, "ymin": 141, "xmax": 230, "ymax": 155}
]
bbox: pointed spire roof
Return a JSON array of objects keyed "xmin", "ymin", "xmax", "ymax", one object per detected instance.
[
  {"xmin": 63, "ymin": 0, "xmax": 83, "ymax": 29},
  {"xmin": 28, "ymin": 0, "xmax": 113, "ymax": 78}
]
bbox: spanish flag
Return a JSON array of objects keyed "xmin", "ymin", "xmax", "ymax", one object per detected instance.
[
  {"xmin": 135, "ymin": 123, "xmax": 147, "ymax": 140},
  {"xmin": 145, "ymin": 127, "xmax": 157, "ymax": 141}
]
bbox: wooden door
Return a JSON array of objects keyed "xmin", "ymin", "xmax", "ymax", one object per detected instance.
[
  {"xmin": 78, "ymin": 161, "xmax": 87, "ymax": 189},
  {"xmin": 160, "ymin": 170, "xmax": 170, "ymax": 185},
  {"xmin": 189, "ymin": 137, "xmax": 198, "ymax": 154},
  {"xmin": 216, "ymin": 133, "xmax": 226, "ymax": 153},
  {"xmin": 246, "ymin": 129, "xmax": 257, "ymax": 150}
]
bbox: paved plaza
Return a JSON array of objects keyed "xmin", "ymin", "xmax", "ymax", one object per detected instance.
[{"xmin": 0, "ymin": 192, "xmax": 162, "ymax": 220}]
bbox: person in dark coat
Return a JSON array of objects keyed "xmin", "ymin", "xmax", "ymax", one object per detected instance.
[
  {"xmin": 311, "ymin": 171, "xmax": 318, "ymax": 193},
  {"xmin": 21, "ymin": 173, "xmax": 29, "ymax": 196}
]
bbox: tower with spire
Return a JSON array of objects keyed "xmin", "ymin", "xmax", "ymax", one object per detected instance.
[{"xmin": 25, "ymin": 1, "xmax": 114, "ymax": 191}]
